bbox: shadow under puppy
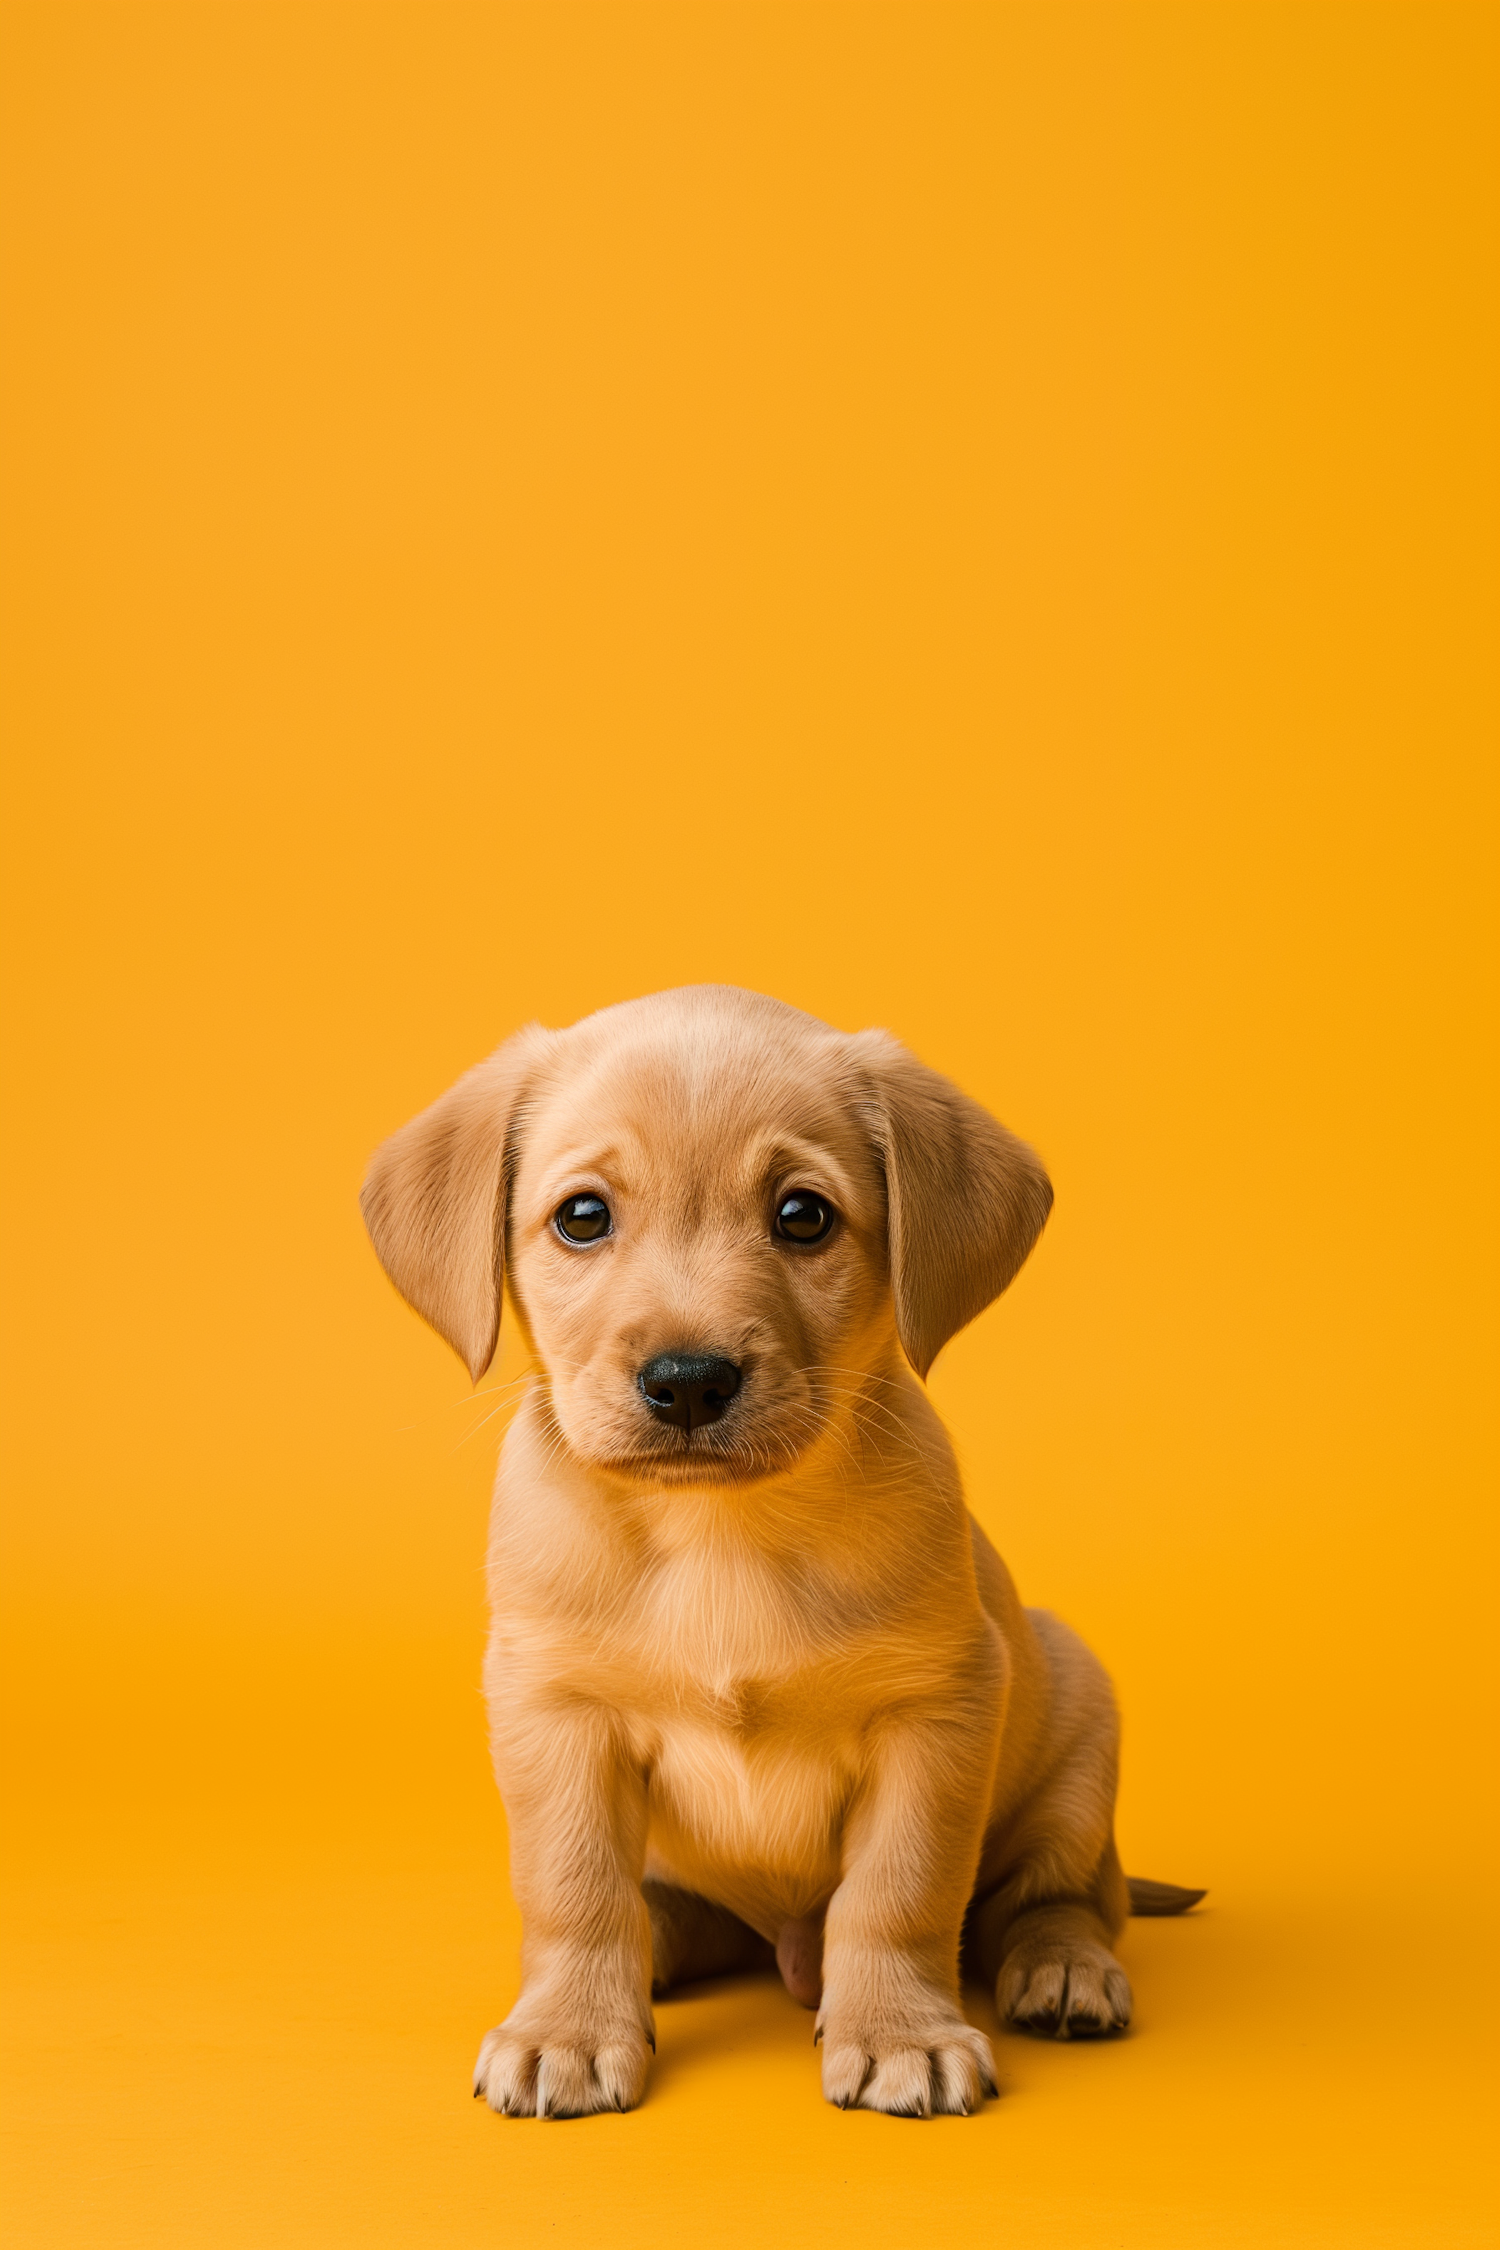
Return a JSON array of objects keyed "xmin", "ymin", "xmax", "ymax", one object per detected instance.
[{"xmin": 362, "ymin": 985, "xmax": 1201, "ymax": 2118}]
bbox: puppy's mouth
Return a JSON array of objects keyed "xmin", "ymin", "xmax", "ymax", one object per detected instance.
[
  {"xmin": 540, "ymin": 1353, "xmax": 826, "ymax": 1488},
  {"xmin": 586, "ymin": 1369, "xmax": 821, "ymax": 1487},
  {"xmin": 598, "ymin": 1415, "xmax": 807, "ymax": 1487}
]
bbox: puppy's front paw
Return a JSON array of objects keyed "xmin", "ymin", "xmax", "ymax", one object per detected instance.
[
  {"xmin": 819, "ymin": 2012, "xmax": 996, "ymax": 2117},
  {"xmin": 999, "ymin": 1940, "xmax": 1132, "ymax": 2040},
  {"xmin": 473, "ymin": 2013, "xmax": 652, "ymax": 2117}
]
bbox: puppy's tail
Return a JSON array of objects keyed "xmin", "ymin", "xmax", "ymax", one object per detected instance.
[{"xmin": 1126, "ymin": 1876, "xmax": 1207, "ymax": 1916}]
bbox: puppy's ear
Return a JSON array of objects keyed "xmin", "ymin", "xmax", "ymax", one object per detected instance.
[
  {"xmin": 851, "ymin": 1031, "xmax": 1053, "ymax": 1379},
  {"xmin": 360, "ymin": 1027, "xmax": 550, "ymax": 1383}
]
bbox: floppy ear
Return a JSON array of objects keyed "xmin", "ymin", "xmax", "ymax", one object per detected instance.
[
  {"xmin": 850, "ymin": 1031, "xmax": 1054, "ymax": 1379},
  {"xmin": 360, "ymin": 1026, "xmax": 550, "ymax": 1384}
]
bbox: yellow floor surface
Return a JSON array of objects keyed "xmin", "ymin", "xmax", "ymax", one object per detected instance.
[{"xmin": 5, "ymin": 1723, "xmax": 1494, "ymax": 2250}]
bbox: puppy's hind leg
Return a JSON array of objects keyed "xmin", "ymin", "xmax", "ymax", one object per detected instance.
[
  {"xmin": 968, "ymin": 1838, "xmax": 1133, "ymax": 2040},
  {"xmin": 644, "ymin": 1879, "xmax": 773, "ymax": 1996}
]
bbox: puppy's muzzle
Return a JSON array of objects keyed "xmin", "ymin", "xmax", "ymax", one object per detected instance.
[{"xmin": 637, "ymin": 1353, "xmax": 743, "ymax": 1431}]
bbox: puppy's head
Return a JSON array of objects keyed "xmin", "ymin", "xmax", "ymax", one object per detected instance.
[{"xmin": 362, "ymin": 988, "xmax": 1051, "ymax": 1485}]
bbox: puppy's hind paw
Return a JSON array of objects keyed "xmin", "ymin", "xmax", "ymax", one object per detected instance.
[{"xmin": 999, "ymin": 1942, "xmax": 1132, "ymax": 2040}]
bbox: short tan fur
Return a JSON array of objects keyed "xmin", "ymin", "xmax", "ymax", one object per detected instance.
[{"xmin": 362, "ymin": 985, "xmax": 1201, "ymax": 2119}]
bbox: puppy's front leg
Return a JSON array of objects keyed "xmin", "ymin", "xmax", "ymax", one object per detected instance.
[
  {"xmin": 819, "ymin": 1692, "xmax": 1001, "ymax": 2117},
  {"xmin": 474, "ymin": 1699, "xmax": 654, "ymax": 2118}
]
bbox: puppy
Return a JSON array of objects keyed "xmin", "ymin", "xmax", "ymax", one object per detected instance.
[{"xmin": 362, "ymin": 985, "xmax": 1201, "ymax": 2118}]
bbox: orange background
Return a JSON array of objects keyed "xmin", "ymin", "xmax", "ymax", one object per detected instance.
[{"xmin": 1, "ymin": 4, "xmax": 1495, "ymax": 2245}]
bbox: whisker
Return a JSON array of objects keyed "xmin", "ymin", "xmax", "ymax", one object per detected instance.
[
  {"xmin": 803, "ymin": 1374, "xmax": 928, "ymax": 1450},
  {"xmin": 439, "ymin": 1374, "xmax": 535, "ymax": 1411},
  {"xmin": 799, "ymin": 1364, "xmax": 917, "ymax": 1398}
]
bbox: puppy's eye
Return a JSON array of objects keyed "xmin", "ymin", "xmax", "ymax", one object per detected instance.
[
  {"xmin": 774, "ymin": 1193, "xmax": 835, "ymax": 1245},
  {"xmin": 554, "ymin": 1195, "xmax": 612, "ymax": 1245}
]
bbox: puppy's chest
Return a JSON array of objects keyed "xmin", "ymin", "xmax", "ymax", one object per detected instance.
[
  {"xmin": 622, "ymin": 1569, "xmax": 862, "ymax": 1895},
  {"xmin": 555, "ymin": 1541, "xmax": 879, "ymax": 1741},
  {"xmin": 509, "ymin": 1540, "xmax": 922, "ymax": 1907}
]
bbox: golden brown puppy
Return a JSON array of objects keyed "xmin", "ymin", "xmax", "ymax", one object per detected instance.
[{"xmin": 362, "ymin": 986, "xmax": 1201, "ymax": 2119}]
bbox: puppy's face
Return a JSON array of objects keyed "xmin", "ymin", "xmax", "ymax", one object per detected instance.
[
  {"xmin": 362, "ymin": 985, "xmax": 1053, "ymax": 1487},
  {"xmin": 508, "ymin": 1021, "xmax": 890, "ymax": 1484}
]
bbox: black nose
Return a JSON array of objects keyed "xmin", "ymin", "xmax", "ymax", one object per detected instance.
[{"xmin": 637, "ymin": 1352, "xmax": 743, "ymax": 1431}]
